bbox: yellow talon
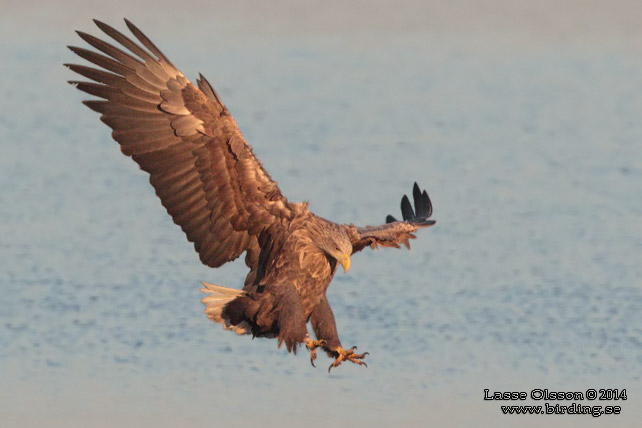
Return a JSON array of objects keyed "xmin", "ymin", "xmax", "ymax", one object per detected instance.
[
  {"xmin": 305, "ymin": 338, "xmax": 327, "ymax": 367},
  {"xmin": 328, "ymin": 345, "xmax": 369, "ymax": 372}
]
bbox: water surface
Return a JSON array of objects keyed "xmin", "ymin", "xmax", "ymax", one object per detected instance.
[{"xmin": 1, "ymin": 2, "xmax": 641, "ymax": 427}]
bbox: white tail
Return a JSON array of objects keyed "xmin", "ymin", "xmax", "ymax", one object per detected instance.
[{"xmin": 200, "ymin": 282, "xmax": 250, "ymax": 335}]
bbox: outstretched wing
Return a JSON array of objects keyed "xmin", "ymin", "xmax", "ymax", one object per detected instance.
[
  {"xmin": 66, "ymin": 19, "xmax": 294, "ymax": 268},
  {"xmin": 347, "ymin": 183, "xmax": 436, "ymax": 253}
]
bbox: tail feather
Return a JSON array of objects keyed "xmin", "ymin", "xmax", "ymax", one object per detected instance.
[{"xmin": 200, "ymin": 281, "xmax": 250, "ymax": 335}]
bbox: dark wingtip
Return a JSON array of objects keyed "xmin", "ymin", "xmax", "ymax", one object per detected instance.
[
  {"xmin": 123, "ymin": 18, "xmax": 139, "ymax": 37},
  {"xmin": 123, "ymin": 18, "xmax": 143, "ymax": 38},
  {"xmin": 93, "ymin": 19, "xmax": 113, "ymax": 34},
  {"xmin": 422, "ymin": 190, "xmax": 433, "ymax": 218},
  {"xmin": 385, "ymin": 214, "xmax": 397, "ymax": 223},
  {"xmin": 75, "ymin": 30, "xmax": 95, "ymax": 46},
  {"xmin": 400, "ymin": 194, "xmax": 414, "ymax": 221},
  {"xmin": 82, "ymin": 100, "xmax": 106, "ymax": 113},
  {"xmin": 412, "ymin": 182, "xmax": 423, "ymax": 217},
  {"xmin": 396, "ymin": 182, "xmax": 435, "ymax": 225}
]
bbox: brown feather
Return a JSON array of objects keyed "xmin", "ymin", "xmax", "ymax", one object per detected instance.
[
  {"xmin": 68, "ymin": 19, "xmax": 295, "ymax": 268},
  {"xmin": 69, "ymin": 20, "xmax": 437, "ymax": 359}
]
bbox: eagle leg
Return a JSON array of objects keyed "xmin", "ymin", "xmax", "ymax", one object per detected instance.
[
  {"xmin": 328, "ymin": 346, "xmax": 369, "ymax": 372},
  {"xmin": 304, "ymin": 337, "xmax": 327, "ymax": 367}
]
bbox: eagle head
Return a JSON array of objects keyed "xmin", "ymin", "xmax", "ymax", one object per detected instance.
[{"xmin": 317, "ymin": 225, "xmax": 352, "ymax": 273}]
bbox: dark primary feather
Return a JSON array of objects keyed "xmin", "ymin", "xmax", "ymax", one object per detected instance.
[
  {"xmin": 66, "ymin": 19, "xmax": 295, "ymax": 269},
  {"xmin": 385, "ymin": 182, "xmax": 433, "ymax": 224},
  {"xmin": 401, "ymin": 195, "xmax": 414, "ymax": 221}
]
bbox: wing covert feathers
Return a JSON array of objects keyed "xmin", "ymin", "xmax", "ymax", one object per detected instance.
[{"xmin": 67, "ymin": 19, "xmax": 294, "ymax": 268}]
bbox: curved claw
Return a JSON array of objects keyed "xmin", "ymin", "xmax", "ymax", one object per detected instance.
[
  {"xmin": 327, "ymin": 345, "xmax": 369, "ymax": 372},
  {"xmin": 305, "ymin": 338, "xmax": 327, "ymax": 368}
]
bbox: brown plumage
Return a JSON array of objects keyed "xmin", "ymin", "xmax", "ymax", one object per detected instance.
[{"xmin": 66, "ymin": 19, "xmax": 436, "ymax": 371}]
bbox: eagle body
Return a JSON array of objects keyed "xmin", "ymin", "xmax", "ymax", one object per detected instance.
[
  {"xmin": 223, "ymin": 212, "xmax": 348, "ymax": 350},
  {"xmin": 67, "ymin": 19, "xmax": 436, "ymax": 370}
]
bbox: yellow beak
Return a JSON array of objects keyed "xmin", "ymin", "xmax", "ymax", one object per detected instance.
[{"xmin": 338, "ymin": 253, "xmax": 351, "ymax": 273}]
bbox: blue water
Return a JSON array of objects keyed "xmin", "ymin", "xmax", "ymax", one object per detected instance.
[{"xmin": 1, "ymin": 10, "xmax": 641, "ymax": 428}]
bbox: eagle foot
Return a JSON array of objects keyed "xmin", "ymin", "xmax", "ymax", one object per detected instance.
[
  {"xmin": 328, "ymin": 346, "xmax": 369, "ymax": 372},
  {"xmin": 305, "ymin": 338, "xmax": 327, "ymax": 367}
]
